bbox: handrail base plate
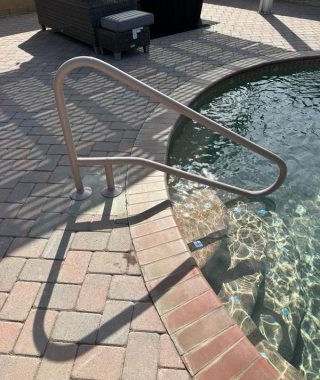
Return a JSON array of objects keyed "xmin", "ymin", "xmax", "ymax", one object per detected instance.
[
  {"xmin": 101, "ymin": 185, "xmax": 123, "ymax": 198},
  {"xmin": 70, "ymin": 187, "xmax": 93, "ymax": 201}
]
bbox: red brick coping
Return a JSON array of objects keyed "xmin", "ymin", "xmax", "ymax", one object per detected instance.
[{"xmin": 128, "ymin": 52, "xmax": 320, "ymax": 379}]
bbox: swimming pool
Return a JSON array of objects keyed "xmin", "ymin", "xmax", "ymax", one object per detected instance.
[{"xmin": 168, "ymin": 64, "xmax": 320, "ymax": 379}]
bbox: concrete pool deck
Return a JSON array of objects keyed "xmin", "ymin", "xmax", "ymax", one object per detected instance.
[{"xmin": 0, "ymin": 0, "xmax": 320, "ymax": 379}]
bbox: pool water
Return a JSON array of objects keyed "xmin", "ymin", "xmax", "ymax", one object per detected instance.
[{"xmin": 168, "ymin": 67, "xmax": 320, "ymax": 379}]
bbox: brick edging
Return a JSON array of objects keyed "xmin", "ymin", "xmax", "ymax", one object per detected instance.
[{"xmin": 127, "ymin": 51, "xmax": 320, "ymax": 379}]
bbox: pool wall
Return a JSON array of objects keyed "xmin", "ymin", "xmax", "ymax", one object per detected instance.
[{"xmin": 127, "ymin": 51, "xmax": 320, "ymax": 379}]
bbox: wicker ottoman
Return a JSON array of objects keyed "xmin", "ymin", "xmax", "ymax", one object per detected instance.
[{"xmin": 97, "ymin": 10, "xmax": 154, "ymax": 59}]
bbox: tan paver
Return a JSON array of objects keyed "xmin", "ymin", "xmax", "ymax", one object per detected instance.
[
  {"xmin": 56, "ymin": 250, "xmax": 92, "ymax": 284},
  {"xmin": 158, "ymin": 368, "xmax": 191, "ymax": 380},
  {"xmin": 0, "ymin": 321, "xmax": 23, "ymax": 353},
  {"xmin": 76, "ymin": 274, "xmax": 111, "ymax": 313},
  {"xmin": 72, "ymin": 345, "xmax": 125, "ymax": 380},
  {"xmin": 14, "ymin": 309, "xmax": 58, "ymax": 356},
  {"xmin": 159, "ymin": 334, "xmax": 185, "ymax": 369},
  {"xmin": 122, "ymin": 332, "xmax": 159, "ymax": 380},
  {"xmin": 131, "ymin": 302, "xmax": 166, "ymax": 333},
  {"xmin": 0, "ymin": 281, "xmax": 41, "ymax": 321},
  {"xmin": 0, "ymin": 355, "xmax": 40, "ymax": 380},
  {"xmin": 0, "ymin": 293, "xmax": 8, "ymax": 311},
  {"xmin": 36, "ymin": 342, "xmax": 77, "ymax": 380}
]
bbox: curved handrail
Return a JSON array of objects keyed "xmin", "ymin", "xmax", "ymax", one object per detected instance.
[{"xmin": 54, "ymin": 56, "xmax": 287, "ymax": 198}]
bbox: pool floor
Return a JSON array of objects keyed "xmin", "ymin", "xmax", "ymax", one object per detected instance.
[{"xmin": 169, "ymin": 66, "xmax": 320, "ymax": 379}]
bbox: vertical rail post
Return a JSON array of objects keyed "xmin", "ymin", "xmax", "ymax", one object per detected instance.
[
  {"xmin": 54, "ymin": 65, "xmax": 92, "ymax": 201},
  {"xmin": 101, "ymin": 164, "xmax": 123, "ymax": 198},
  {"xmin": 259, "ymin": 0, "xmax": 273, "ymax": 14}
]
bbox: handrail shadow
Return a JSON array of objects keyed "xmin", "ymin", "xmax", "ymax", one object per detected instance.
[{"xmin": 32, "ymin": 200, "xmax": 194, "ymax": 361}]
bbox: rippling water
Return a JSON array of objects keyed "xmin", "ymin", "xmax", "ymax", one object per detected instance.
[{"xmin": 168, "ymin": 67, "xmax": 320, "ymax": 379}]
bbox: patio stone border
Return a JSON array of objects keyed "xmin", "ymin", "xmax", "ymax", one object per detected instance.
[{"xmin": 127, "ymin": 51, "xmax": 320, "ymax": 379}]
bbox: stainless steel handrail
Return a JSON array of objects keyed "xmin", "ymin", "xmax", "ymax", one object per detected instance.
[{"xmin": 54, "ymin": 56, "xmax": 287, "ymax": 200}]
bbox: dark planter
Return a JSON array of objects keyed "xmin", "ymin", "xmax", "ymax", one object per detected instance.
[{"xmin": 140, "ymin": 0, "xmax": 203, "ymax": 31}]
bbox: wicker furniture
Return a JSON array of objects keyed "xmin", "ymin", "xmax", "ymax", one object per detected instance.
[{"xmin": 34, "ymin": 0, "xmax": 138, "ymax": 52}]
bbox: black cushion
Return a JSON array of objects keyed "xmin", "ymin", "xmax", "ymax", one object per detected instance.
[{"xmin": 101, "ymin": 10, "xmax": 154, "ymax": 32}]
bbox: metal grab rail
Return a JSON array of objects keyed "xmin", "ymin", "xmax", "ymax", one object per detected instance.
[{"xmin": 54, "ymin": 56, "xmax": 287, "ymax": 200}]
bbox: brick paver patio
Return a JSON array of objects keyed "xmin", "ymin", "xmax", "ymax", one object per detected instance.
[{"xmin": 0, "ymin": 0, "xmax": 320, "ymax": 379}]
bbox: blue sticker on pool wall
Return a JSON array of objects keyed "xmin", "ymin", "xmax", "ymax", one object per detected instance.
[
  {"xmin": 193, "ymin": 240, "xmax": 203, "ymax": 248},
  {"xmin": 282, "ymin": 307, "xmax": 290, "ymax": 318},
  {"xmin": 270, "ymin": 273, "xmax": 277, "ymax": 280},
  {"xmin": 230, "ymin": 295, "xmax": 240, "ymax": 303},
  {"xmin": 257, "ymin": 209, "xmax": 269, "ymax": 217},
  {"xmin": 182, "ymin": 163, "xmax": 192, "ymax": 170},
  {"xmin": 271, "ymin": 218, "xmax": 282, "ymax": 226}
]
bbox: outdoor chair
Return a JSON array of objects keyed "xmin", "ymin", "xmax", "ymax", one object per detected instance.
[
  {"xmin": 98, "ymin": 9, "xmax": 153, "ymax": 59},
  {"xmin": 34, "ymin": 0, "xmax": 152, "ymax": 57}
]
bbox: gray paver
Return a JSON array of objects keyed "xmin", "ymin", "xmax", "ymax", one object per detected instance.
[
  {"xmin": 29, "ymin": 213, "xmax": 68, "ymax": 238},
  {"xmin": 17, "ymin": 196, "xmax": 48, "ymax": 220},
  {"xmin": 0, "ymin": 236, "xmax": 13, "ymax": 259},
  {"xmin": 0, "ymin": 257, "xmax": 26, "ymax": 292},
  {"xmin": 51, "ymin": 311, "xmax": 101, "ymax": 344},
  {"xmin": 36, "ymin": 342, "xmax": 78, "ymax": 380},
  {"xmin": 34, "ymin": 283, "xmax": 81, "ymax": 310},
  {"xmin": 0, "ymin": 203, "xmax": 21, "ymax": 218},
  {"xmin": 7, "ymin": 237, "xmax": 47, "ymax": 258},
  {"xmin": 109, "ymin": 275, "xmax": 149, "ymax": 301},
  {"xmin": 107, "ymin": 226, "xmax": 132, "ymax": 252},
  {"xmin": 19, "ymin": 259, "xmax": 60, "ymax": 282},
  {"xmin": 98, "ymin": 300, "xmax": 134, "ymax": 346},
  {"xmin": 41, "ymin": 230, "xmax": 73, "ymax": 260},
  {"xmin": 71, "ymin": 231, "xmax": 109, "ymax": 251},
  {"xmin": 0, "ymin": 219, "xmax": 35, "ymax": 237},
  {"xmin": 0, "ymin": 355, "xmax": 40, "ymax": 380},
  {"xmin": 7, "ymin": 183, "xmax": 34, "ymax": 203},
  {"xmin": 89, "ymin": 251, "xmax": 128, "ymax": 274}
]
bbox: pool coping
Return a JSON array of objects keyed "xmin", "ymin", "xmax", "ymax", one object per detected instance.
[{"xmin": 127, "ymin": 51, "xmax": 320, "ymax": 379}]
